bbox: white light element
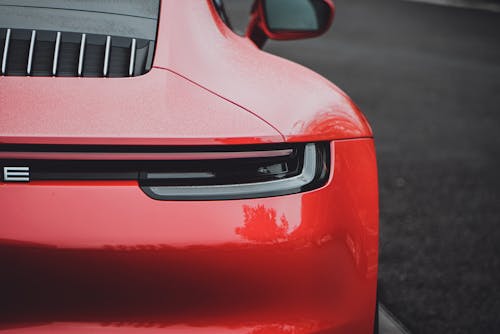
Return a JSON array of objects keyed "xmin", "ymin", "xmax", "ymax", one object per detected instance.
[
  {"xmin": 27, "ymin": 30, "xmax": 36, "ymax": 75},
  {"xmin": 103, "ymin": 35, "xmax": 111, "ymax": 76},
  {"xmin": 3, "ymin": 167, "xmax": 30, "ymax": 182},
  {"xmin": 1, "ymin": 28, "xmax": 11, "ymax": 75},
  {"xmin": 129, "ymin": 38, "xmax": 136, "ymax": 76},
  {"xmin": 78, "ymin": 33, "xmax": 86, "ymax": 76},
  {"xmin": 52, "ymin": 31, "xmax": 61, "ymax": 75}
]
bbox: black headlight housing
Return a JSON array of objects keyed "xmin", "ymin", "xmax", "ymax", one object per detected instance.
[{"xmin": 140, "ymin": 142, "xmax": 330, "ymax": 200}]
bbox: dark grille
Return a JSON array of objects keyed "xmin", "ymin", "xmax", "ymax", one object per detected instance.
[{"xmin": 0, "ymin": 28, "xmax": 154, "ymax": 77}]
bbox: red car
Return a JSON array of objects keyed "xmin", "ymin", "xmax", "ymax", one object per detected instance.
[{"xmin": 0, "ymin": 0, "xmax": 378, "ymax": 333}]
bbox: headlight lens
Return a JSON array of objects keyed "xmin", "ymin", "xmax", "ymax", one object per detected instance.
[{"xmin": 140, "ymin": 142, "xmax": 330, "ymax": 200}]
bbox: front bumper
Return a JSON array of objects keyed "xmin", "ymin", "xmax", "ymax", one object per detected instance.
[{"xmin": 0, "ymin": 139, "xmax": 378, "ymax": 334}]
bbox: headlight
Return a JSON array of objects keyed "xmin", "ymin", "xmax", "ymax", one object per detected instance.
[{"xmin": 140, "ymin": 142, "xmax": 330, "ymax": 200}]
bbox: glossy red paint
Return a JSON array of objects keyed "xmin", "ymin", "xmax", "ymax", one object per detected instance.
[
  {"xmin": 153, "ymin": 0, "xmax": 372, "ymax": 143},
  {"xmin": 0, "ymin": 139, "xmax": 378, "ymax": 334},
  {"xmin": 0, "ymin": 68, "xmax": 282, "ymax": 146},
  {"xmin": 1, "ymin": 0, "xmax": 378, "ymax": 333}
]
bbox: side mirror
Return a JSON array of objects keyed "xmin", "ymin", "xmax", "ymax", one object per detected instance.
[{"xmin": 246, "ymin": 0, "xmax": 335, "ymax": 48}]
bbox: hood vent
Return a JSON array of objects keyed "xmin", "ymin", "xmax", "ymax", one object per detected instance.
[
  {"xmin": 0, "ymin": 0, "xmax": 159, "ymax": 77},
  {"xmin": 0, "ymin": 28, "xmax": 154, "ymax": 77}
]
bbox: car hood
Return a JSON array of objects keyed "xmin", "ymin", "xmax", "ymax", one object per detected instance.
[
  {"xmin": 0, "ymin": 69, "xmax": 282, "ymax": 146},
  {"xmin": 153, "ymin": 0, "xmax": 372, "ymax": 143}
]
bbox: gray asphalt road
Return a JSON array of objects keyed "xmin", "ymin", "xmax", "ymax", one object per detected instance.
[{"xmin": 224, "ymin": 0, "xmax": 500, "ymax": 333}]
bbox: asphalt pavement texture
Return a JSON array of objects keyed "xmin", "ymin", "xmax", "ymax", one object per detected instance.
[{"xmin": 224, "ymin": 0, "xmax": 500, "ymax": 333}]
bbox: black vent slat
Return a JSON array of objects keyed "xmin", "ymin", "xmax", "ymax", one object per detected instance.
[
  {"xmin": 32, "ymin": 31, "xmax": 56, "ymax": 76},
  {"xmin": 6, "ymin": 29, "xmax": 30, "ymax": 75},
  {"xmin": 0, "ymin": 28, "xmax": 153, "ymax": 77},
  {"xmin": 57, "ymin": 32, "xmax": 80, "ymax": 76},
  {"xmin": 82, "ymin": 34, "xmax": 106, "ymax": 77},
  {"xmin": 144, "ymin": 40, "xmax": 155, "ymax": 72},
  {"xmin": 109, "ymin": 36, "xmax": 132, "ymax": 78},
  {"xmin": 0, "ymin": 28, "xmax": 5, "ymax": 72},
  {"xmin": 31, "ymin": 40, "xmax": 54, "ymax": 76},
  {"xmin": 133, "ymin": 41, "xmax": 151, "ymax": 77}
]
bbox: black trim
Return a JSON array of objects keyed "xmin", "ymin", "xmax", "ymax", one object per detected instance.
[
  {"xmin": 0, "ymin": 149, "xmax": 302, "ymax": 183},
  {"xmin": 0, "ymin": 142, "xmax": 331, "ymax": 201}
]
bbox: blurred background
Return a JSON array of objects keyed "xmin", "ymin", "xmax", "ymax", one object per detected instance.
[{"xmin": 222, "ymin": 0, "xmax": 500, "ymax": 333}]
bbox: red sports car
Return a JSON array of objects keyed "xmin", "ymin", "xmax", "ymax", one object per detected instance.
[{"xmin": 0, "ymin": 0, "xmax": 378, "ymax": 333}]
